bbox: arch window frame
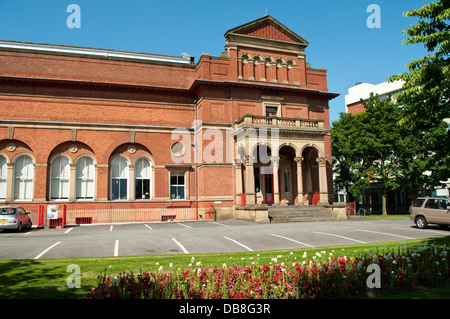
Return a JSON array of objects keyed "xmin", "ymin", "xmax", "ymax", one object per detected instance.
[
  {"xmin": 50, "ymin": 155, "xmax": 71, "ymax": 201},
  {"xmin": 76, "ymin": 156, "xmax": 95, "ymax": 200},
  {"xmin": 134, "ymin": 157, "xmax": 152, "ymax": 200},
  {"xmin": 0, "ymin": 155, "xmax": 7, "ymax": 200},
  {"xmin": 110, "ymin": 156, "xmax": 129, "ymax": 201},
  {"xmin": 13, "ymin": 155, "xmax": 34, "ymax": 201}
]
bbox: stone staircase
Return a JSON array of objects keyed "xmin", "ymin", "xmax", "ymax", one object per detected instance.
[{"xmin": 268, "ymin": 205, "xmax": 340, "ymax": 223}]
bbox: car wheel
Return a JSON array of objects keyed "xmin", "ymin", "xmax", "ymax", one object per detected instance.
[
  {"xmin": 16, "ymin": 222, "xmax": 22, "ymax": 232},
  {"xmin": 26, "ymin": 220, "xmax": 32, "ymax": 229},
  {"xmin": 415, "ymin": 216, "xmax": 428, "ymax": 229}
]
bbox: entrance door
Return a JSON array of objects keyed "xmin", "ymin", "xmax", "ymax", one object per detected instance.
[{"xmin": 264, "ymin": 172, "xmax": 274, "ymax": 204}]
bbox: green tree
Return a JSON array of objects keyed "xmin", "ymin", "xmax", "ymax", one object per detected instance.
[
  {"xmin": 389, "ymin": 0, "xmax": 450, "ymax": 191},
  {"xmin": 331, "ymin": 94, "xmax": 403, "ymax": 215},
  {"xmin": 331, "ymin": 112, "xmax": 360, "ymax": 200}
]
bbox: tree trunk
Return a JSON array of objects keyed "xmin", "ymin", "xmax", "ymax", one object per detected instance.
[{"xmin": 382, "ymin": 183, "xmax": 387, "ymax": 215}]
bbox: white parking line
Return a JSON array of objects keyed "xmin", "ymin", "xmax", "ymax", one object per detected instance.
[
  {"xmin": 64, "ymin": 227, "xmax": 73, "ymax": 234},
  {"xmin": 110, "ymin": 225, "xmax": 114, "ymax": 232},
  {"xmin": 391, "ymin": 226, "xmax": 448, "ymax": 235},
  {"xmin": 224, "ymin": 236, "xmax": 253, "ymax": 251},
  {"xmin": 178, "ymin": 223, "xmax": 192, "ymax": 229},
  {"xmin": 172, "ymin": 238, "xmax": 189, "ymax": 254},
  {"xmin": 114, "ymin": 240, "xmax": 119, "ymax": 256},
  {"xmin": 34, "ymin": 241, "xmax": 61, "ymax": 259},
  {"xmin": 270, "ymin": 234, "xmax": 315, "ymax": 247},
  {"xmin": 314, "ymin": 231, "xmax": 367, "ymax": 244},
  {"xmin": 353, "ymin": 229, "xmax": 415, "ymax": 240},
  {"xmin": 209, "ymin": 222, "xmax": 229, "ymax": 227},
  {"xmin": 145, "ymin": 224, "xmax": 153, "ymax": 230}
]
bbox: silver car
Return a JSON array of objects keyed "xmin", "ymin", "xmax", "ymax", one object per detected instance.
[
  {"xmin": 410, "ymin": 196, "xmax": 450, "ymax": 229},
  {"xmin": 0, "ymin": 206, "xmax": 32, "ymax": 232}
]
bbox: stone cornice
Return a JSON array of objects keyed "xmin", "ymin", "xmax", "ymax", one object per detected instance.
[{"xmin": 190, "ymin": 79, "xmax": 339, "ymax": 100}]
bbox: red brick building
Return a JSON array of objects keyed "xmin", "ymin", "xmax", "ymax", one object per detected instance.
[{"xmin": 0, "ymin": 16, "xmax": 338, "ymax": 223}]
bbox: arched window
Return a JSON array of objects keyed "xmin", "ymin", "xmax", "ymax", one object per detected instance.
[
  {"xmin": 50, "ymin": 156, "xmax": 70, "ymax": 200},
  {"xmin": 13, "ymin": 155, "xmax": 34, "ymax": 200},
  {"xmin": 76, "ymin": 156, "xmax": 95, "ymax": 200},
  {"xmin": 135, "ymin": 158, "xmax": 151, "ymax": 200},
  {"xmin": 0, "ymin": 155, "xmax": 7, "ymax": 200},
  {"xmin": 111, "ymin": 157, "xmax": 128, "ymax": 200}
]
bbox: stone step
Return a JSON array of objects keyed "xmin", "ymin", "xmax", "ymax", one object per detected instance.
[{"xmin": 268, "ymin": 205, "xmax": 338, "ymax": 223}]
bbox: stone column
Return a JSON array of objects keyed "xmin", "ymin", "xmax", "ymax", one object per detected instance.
[
  {"xmin": 5, "ymin": 163, "xmax": 13, "ymax": 201},
  {"xmin": 235, "ymin": 159, "xmax": 243, "ymax": 206},
  {"xmin": 69, "ymin": 163, "xmax": 76, "ymax": 201},
  {"xmin": 245, "ymin": 155, "xmax": 255, "ymax": 205},
  {"xmin": 128, "ymin": 164, "xmax": 135, "ymax": 201},
  {"xmin": 317, "ymin": 157, "xmax": 328, "ymax": 204},
  {"xmin": 272, "ymin": 156, "xmax": 280, "ymax": 204},
  {"xmin": 295, "ymin": 157, "xmax": 303, "ymax": 205}
]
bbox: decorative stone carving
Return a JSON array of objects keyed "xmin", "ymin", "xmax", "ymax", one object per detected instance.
[
  {"xmin": 6, "ymin": 142, "xmax": 16, "ymax": 152},
  {"xmin": 127, "ymin": 144, "xmax": 137, "ymax": 154},
  {"xmin": 69, "ymin": 144, "xmax": 78, "ymax": 153},
  {"xmin": 271, "ymin": 156, "xmax": 280, "ymax": 166},
  {"xmin": 316, "ymin": 157, "xmax": 327, "ymax": 165},
  {"xmin": 245, "ymin": 155, "xmax": 255, "ymax": 164}
]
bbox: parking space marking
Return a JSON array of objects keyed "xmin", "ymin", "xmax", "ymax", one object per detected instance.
[
  {"xmin": 114, "ymin": 240, "xmax": 119, "ymax": 256},
  {"xmin": 145, "ymin": 224, "xmax": 153, "ymax": 230},
  {"xmin": 391, "ymin": 226, "xmax": 449, "ymax": 235},
  {"xmin": 110, "ymin": 225, "xmax": 114, "ymax": 232},
  {"xmin": 34, "ymin": 241, "xmax": 61, "ymax": 259},
  {"xmin": 224, "ymin": 236, "xmax": 253, "ymax": 251},
  {"xmin": 209, "ymin": 222, "xmax": 229, "ymax": 227},
  {"xmin": 178, "ymin": 223, "xmax": 192, "ymax": 229},
  {"xmin": 353, "ymin": 229, "xmax": 415, "ymax": 240},
  {"xmin": 270, "ymin": 234, "xmax": 315, "ymax": 247},
  {"xmin": 172, "ymin": 238, "xmax": 189, "ymax": 254},
  {"xmin": 64, "ymin": 227, "xmax": 73, "ymax": 234},
  {"xmin": 314, "ymin": 231, "xmax": 367, "ymax": 244}
]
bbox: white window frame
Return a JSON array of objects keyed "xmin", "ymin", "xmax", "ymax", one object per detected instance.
[
  {"xmin": 135, "ymin": 158, "xmax": 152, "ymax": 200},
  {"xmin": 13, "ymin": 155, "xmax": 34, "ymax": 201},
  {"xmin": 0, "ymin": 155, "xmax": 7, "ymax": 200},
  {"xmin": 50, "ymin": 155, "xmax": 71, "ymax": 201},
  {"xmin": 76, "ymin": 156, "xmax": 95, "ymax": 200},
  {"xmin": 170, "ymin": 171, "xmax": 186, "ymax": 200},
  {"xmin": 110, "ymin": 157, "xmax": 129, "ymax": 201}
]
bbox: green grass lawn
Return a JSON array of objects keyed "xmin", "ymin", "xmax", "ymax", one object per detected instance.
[{"xmin": 1, "ymin": 236, "xmax": 449, "ymax": 299}]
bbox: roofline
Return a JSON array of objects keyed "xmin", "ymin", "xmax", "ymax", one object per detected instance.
[
  {"xmin": 0, "ymin": 40, "xmax": 194, "ymax": 65},
  {"xmin": 224, "ymin": 15, "xmax": 309, "ymax": 46}
]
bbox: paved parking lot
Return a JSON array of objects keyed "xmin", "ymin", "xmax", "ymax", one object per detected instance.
[{"xmin": 1, "ymin": 218, "xmax": 449, "ymax": 260}]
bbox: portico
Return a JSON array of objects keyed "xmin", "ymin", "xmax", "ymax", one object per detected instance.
[{"xmin": 234, "ymin": 113, "xmax": 331, "ymax": 207}]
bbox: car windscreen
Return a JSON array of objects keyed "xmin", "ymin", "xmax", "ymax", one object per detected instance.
[{"xmin": 0, "ymin": 208, "xmax": 16, "ymax": 215}]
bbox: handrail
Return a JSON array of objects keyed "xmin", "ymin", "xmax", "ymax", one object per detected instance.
[{"xmin": 234, "ymin": 114, "xmax": 324, "ymax": 129}]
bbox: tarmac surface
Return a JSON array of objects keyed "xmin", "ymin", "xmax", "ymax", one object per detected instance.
[{"xmin": 1, "ymin": 218, "xmax": 449, "ymax": 259}]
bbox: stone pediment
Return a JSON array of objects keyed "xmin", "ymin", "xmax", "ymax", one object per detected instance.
[{"xmin": 224, "ymin": 15, "xmax": 309, "ymax": 53}]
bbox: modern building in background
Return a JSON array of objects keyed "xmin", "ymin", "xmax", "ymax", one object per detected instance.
[
  {"xmin": 345, "ymin": 80, "xmax": 404, "ymax": 114},
  {"xmin": 0, "ymin": 16, "xmax": 339, "ymax": 223},
  {"xmin": 338, "ymin": 80, "xmax": 449, "ymax": 213}
]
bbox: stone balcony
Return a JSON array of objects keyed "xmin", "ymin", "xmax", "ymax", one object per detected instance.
[{"xmin": 234, "ymin": 114, "xmax": 326, "ymax": 133}]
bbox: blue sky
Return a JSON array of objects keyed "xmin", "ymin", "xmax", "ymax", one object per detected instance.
[{"xmin": 0, "ymin": 0, "xmax": 430, "ymax": 123}]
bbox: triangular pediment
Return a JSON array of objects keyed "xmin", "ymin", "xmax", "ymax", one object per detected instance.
[{"xmin": 225, "ymin": 15, "xmax": 309, "ymax": 46}]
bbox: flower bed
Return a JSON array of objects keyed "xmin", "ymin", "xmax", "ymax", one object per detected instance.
[{"xmin": 85, "ymin": 242, "xmax": 449, "ymax": 299}]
